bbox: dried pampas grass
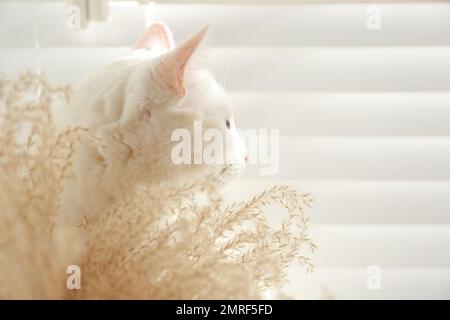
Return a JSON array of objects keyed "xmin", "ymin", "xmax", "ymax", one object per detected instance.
[{"xmin": 0, "ymin": 72, "xmax": 315, "ymax": 299}]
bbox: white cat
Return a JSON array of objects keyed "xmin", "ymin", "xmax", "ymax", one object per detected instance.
[{"xmin": 58, "ymin": 22, "xmax": 248, "ymax": 225}]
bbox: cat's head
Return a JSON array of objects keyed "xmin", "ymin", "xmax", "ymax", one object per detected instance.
[{"xmin": 74, "ymin": 23, "xmax": 247, "ymax": 189}]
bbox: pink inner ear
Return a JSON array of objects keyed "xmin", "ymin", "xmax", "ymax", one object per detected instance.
[
  {"xmin": 157, "ymin": 27, "xmax": 208, "ymax": 97},
  {"xmin": 134, "ymin": 22, "xmax": 175, "ymax": 53}
]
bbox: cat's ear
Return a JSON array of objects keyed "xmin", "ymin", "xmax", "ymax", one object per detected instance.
[
  {"xmin": 134, "ymin": 22, "xmax": 175, "ymax": 53},
  {"xmin": 153, "ymin": 27, "xmax": 208, "ymax": 97}
]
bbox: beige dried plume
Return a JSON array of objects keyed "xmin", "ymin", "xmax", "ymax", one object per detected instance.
[{"xmin": 0, "ymin": 72, "xmax": 315, "ymax": 299}]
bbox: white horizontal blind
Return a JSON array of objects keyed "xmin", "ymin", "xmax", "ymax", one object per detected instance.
[{"xmin": 1, "ymin": 1, "xmax": 450, "ymax": 299}]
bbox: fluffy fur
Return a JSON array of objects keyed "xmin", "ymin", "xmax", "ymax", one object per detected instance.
[
  {"xmin": 0, "ymin": 72, "xmax": 315, "ymax": 299},
  {"xmin": 58, "ymin": 23, "xmax": 247, "ymax": 225}
]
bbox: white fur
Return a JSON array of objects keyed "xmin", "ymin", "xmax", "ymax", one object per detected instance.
[{"xmin": 58, "ymin": 27, "xmax": 247, "ymax": 225}]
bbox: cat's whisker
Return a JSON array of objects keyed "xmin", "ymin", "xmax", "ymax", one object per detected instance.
[{"xmin": 222, "ymin": 54, "xmax": 231, "ymax": 91}]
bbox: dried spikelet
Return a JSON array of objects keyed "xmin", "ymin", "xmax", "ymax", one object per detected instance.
[
  {"xmin": 0, "ymin": 72, "xmax": 77, "ymax": 299},
  {"xmin": 0, "ymin": 72, "xmax": 315, "ymax": 299}
]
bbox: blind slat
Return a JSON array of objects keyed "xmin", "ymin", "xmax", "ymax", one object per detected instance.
[
  {"xmin": 2, "ymin": 47, "xmax": 450, "ymax": 91},
  {"xmin": 287, "ymin": 267, "xmax": 450, "ymax": 299},
  {"xmin": 308, "ymin": 225, "xmax": 450, "ymax": 268},
  {"xmin": 2, "ymin": 2, "xmax": 450, "ymax": 47},
  {"xmin": 231, "ymin": 93, "xmax": 450, "ymax": 136},
  {"xmin": 224, "ymin": 181, "xmax": 450, "ymax": 224},
  {"xmin": 242, "ymin": 137, "xmax": 450, "ymax": 180}
]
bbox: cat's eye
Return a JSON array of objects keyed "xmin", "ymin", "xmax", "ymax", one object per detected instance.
[{"xmin": 225, "ymin": 119, "xmax": 231, "ymax": 129}]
